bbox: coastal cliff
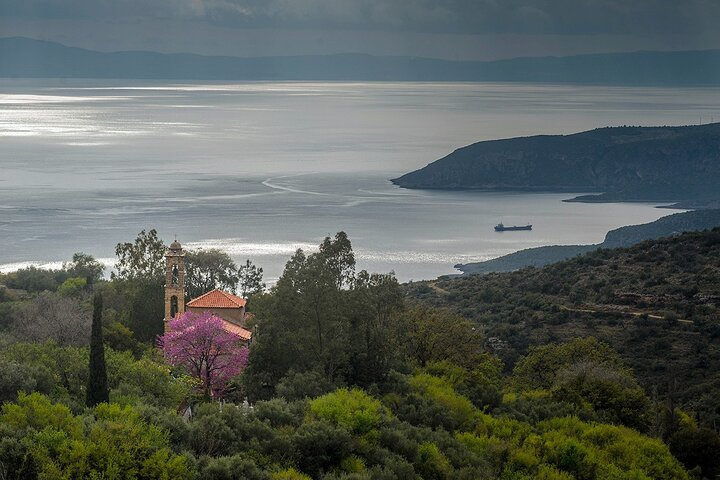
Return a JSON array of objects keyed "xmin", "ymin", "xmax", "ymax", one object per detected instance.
[{"xmin": 393, "ymin": 123, "xmax": 720, "ymax": 203}]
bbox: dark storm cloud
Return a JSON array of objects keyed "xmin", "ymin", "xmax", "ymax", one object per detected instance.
[{"xmin": 2, "ymin": 0, "xmax": 717, "ymax": 36}]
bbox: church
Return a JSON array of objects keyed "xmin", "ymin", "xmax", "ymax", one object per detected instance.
[{"xmin": 163, "ymin": 240, "xmax": 253, "ymax": 344}]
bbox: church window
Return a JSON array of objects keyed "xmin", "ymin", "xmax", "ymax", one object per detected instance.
[{"xmin": 171, "ymin": 295, "xmax": 179, "ymax": 318}]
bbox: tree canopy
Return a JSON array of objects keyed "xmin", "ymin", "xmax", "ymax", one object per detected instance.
[
  {"xmin": 112, "ymin": 229, "xmax": 166, "ymax": 282},
  {"xmin": 238, "ymin": 258, "xmax": 266, "ymax": 298},
  {"xmin": 1, "ymin": 229, "xmax": 717, "ymax": 479},
  {"xmin": 184, "ymin": 249, "xmax": 240, "ymax": 300}
]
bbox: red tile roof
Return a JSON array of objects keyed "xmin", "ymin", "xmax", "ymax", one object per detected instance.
[
  {"xmin": 221, "ymin": 320, "xmax": 252, "ymax": 341},
  {"xmin": 187, "ymin": 289, "xmax": 247, "ymax": 309}
]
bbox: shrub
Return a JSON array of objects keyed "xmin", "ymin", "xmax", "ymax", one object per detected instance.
[
  {"xmin": 309, "ymin": 388, "xmax": 389, "ymax": 435},
  {"xmin": 254, "ymin": 398, "xmax": 306, "ymax": 428},
  {"xmin": 415, "ymin": 442, "xmax": 451, "ymax": 479},
  {"xmin": 57, "ymin": 277, "xmax": 87, "ymax": 297},
  {"xmin": 668, "ymin": 427, "xmax": 720, "ymax": 479},
  {"xmin": 198, "ymin": 454, "xmax": 268, "ymax": 480},
  {"xmin": 276, "ymin": 369, "xmax": 337, "ymax": 401},
  {"xmin": 408, "ymin": 373, "xmax": 476, "ymax": 430},
  {"xmin": 0, "ymin": 393, "xmax": 194, "ymax": 479},
  {"xmin": 292, "ymin": 420, "xmax": 353, "ymax": 477},
  {"xmin": 272, "ymin": 468, "xmax": 312, "ymax": 480}
]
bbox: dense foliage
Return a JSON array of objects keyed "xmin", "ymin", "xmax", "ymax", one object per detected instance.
[
  {"xmin": 0, "ymin": 356, "xmax": 690, "ymax": 479},
  {"xmin": 407, "ymin": 228, "xmax": 720, "ymax": 433},
  {"xmin": 86, "ymin": 292, "xmax": 109, "ymax": 407},
  {"xmin": 184, "ymin": 249, "xmax": 240, "ymax": 300},
  {"xmin": 2, "ymin": 230, "xmax": 719, "ymax": 478}
]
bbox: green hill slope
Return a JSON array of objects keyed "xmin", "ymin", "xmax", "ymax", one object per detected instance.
[{"xmin": 407, "ymin": 228, "xmax": 720, "ymax": 426}]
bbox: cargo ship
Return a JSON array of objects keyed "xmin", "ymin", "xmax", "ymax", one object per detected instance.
[{"xmin": 494, "ymin": 223, "xmax": 532, "ymax": 232}]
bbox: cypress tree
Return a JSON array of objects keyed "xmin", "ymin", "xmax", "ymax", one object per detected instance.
[{"xmin": 86, "ymin": 292, "xmax": 109, "ymax": 407}]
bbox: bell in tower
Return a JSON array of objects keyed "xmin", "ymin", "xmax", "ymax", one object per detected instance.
[{"xmin": 164, "ymin": 239, "xmax": 186, "ymax": 322}]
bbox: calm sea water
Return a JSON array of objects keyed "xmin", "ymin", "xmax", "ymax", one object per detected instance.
[{"xmin": 2, "ymin": 80, "xmax": 718, "ymax": 282}]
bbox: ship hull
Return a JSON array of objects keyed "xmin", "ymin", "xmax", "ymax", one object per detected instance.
[{"xmin": 495, "ymin": 225, "xmax": 532, "ymax": 232}]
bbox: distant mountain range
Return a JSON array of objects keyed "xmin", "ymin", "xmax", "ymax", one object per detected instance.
[
  {"xmin": 2, "ymin": 37, "xmax": 720, "ymax": 85},
  {"xmin": 455, "ymin": 209, "xmax": 720, "ymax": 275},
  {"xmin": 392, "ymin": 123, "xmax": 720, "ymax": 204}
]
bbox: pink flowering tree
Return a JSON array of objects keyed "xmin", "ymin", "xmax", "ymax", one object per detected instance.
[{"xmin": 159, "ymin": 311, "xmax": 249, "ymax": 398}]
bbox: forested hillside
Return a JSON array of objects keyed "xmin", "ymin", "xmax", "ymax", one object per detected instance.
[
  {"xmin": 393, "ymin": 123, "xmax": 720, "ymax": 203},
  {"xmin": 408, "ymin": 228, "xmax": 720, "ymax": 432},
  {"xmin": 0, "ymin": 230, "xmax": 716, "ymax": 478}
]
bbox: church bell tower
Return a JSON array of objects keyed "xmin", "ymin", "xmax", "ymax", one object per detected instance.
[{"xmin": 164, "ymin": 239, "xmax": 186, "ymax": 322}]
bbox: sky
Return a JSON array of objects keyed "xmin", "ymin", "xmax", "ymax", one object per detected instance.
[{"xmin": 1, "ymin": 0, "xmax": 719, "ymax": 60}]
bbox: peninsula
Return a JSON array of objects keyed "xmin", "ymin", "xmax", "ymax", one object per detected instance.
[{"xmin": 392, "ymin": 123, "xmax": 720, "ymax": 205}]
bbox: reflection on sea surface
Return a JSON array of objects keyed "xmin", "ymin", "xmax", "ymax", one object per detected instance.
[{"xmin": 1, "ymin": 80, "xmax": 715, "ymax": 281}]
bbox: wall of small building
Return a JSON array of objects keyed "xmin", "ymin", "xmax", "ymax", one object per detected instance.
[{"xmin": 187, "ymin": 306, "xmax": 246, "ymax": 325}]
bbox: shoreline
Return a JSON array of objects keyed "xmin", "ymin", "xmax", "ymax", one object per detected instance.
[
  {"xmin": 454, "ymin": 208, "xmax": 720, "ymax": 276},
  {"xmin": 390, "ymin": 181, "xmax": 702, "ymax": 210}
]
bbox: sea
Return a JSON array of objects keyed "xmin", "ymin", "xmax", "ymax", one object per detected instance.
[{"xmin": 2, "ymin": 80, "xmax": 719, "ymax": 283}]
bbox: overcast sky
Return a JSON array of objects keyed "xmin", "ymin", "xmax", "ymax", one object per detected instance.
[{"xmin": 1, "ymin": 0, "xmax": 719, "ymax": 60}]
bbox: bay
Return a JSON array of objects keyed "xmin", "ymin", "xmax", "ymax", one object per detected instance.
[{"xmin": 2, "ymin": 80, "xmax": 718, "ymax": 282}]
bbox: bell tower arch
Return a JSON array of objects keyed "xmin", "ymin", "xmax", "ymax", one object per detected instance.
[{"xmin": 164, "ymin": 239, "xmax": 186, "ymax": 322}]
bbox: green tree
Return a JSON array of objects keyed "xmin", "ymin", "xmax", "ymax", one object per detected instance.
[
  {"xmin": 0, "ymin": 393, "xmax": 194, "ymax": 479},
  {"xmin": 512, "ymin": 338, "xmax": 651, "ymax": 431},
  {"xmin": 346, "ymin": 271, "xmax": 404, "ymax": 387},
  {"xmin": 400, "ymin": 307, "xmax": 485, "ymax": 369},
  {"xmin": 237, "ymin": 259, "xmax": 266, "ymax": 298},
  {"xmin": 668, "ymin": 427, "xmax": 720, "ymax": 478},
  {"xmin": 309, "ymin": 388, "xmax": 389, "ymax": 435},
  {"xmin": 292, "ymin": 420, "xmax": 352, "ymax": 478},
  {"xmin": 319, "ymin": 231, "xmax": 355, "ymax": 288},
  {"xmin": 112, "ymin": 229, "xmax": 165, "ymax": 281},
  {"xmin": 4, "ymin": 266, "xmax": 59, "ymax": 292},
  {"xmin": 185, "ymin": 249, "xmax": 239, "ymax": 300},
  {"xmin": 103, "ymin": 320, "xmax": 145, "ymax": 356},
  {"xmin": 57, "ymin": 276, "xmax": 87, "ymax": 297},
  {"xmin": 416, "ymin": 442, "xmax": 451, "ymax": 480},
  {"xmin": 551, "ymin": 361, "xmax": 651, "ymax": 431},
  {"xmin": 87, "ymin": 292, "xmax": 109, "ymax": 407},
  {"xmin": 249, "ymin": 238, "xmax": 352, "ymax": 384},
  {"xmin": 126, "ymin": 278, "xmax": 165, "ymax": 343},
  {"xmin": 0, "ymin": 356, "xmax": 40, "ymax": 403},
  {"xmin": 245, "ymin": 233, "xmax": 403, "ymax": 399},
  {"xmin": 274, "ymin": 369, "xmax": 337, "ymax": 401},
  {"xmin": 64, "ymin": 252, "xmax": 105, "ymax": 284},
  {"xmin": 112, "ymin": 229, "xmax": 166, "ymax": 342},
  {"xmin": 512, "ymin": 337, "xmax": 628, "ymax": 391},
  {"xmin": 0, "ymin": 341, "xmax": 87, "ymax": 408}
]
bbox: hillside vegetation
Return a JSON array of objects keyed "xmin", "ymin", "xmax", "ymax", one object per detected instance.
[
  {"xmin": 0, "ymin": 231, "xmax": 710, "ymax": 478},
  {"xmin": 407, "ymin": 228, "xmax": 720, "ymax": 431},
  {"xmin": 393, "ymin": 123, "xmax": 720, "ymax": 204}
]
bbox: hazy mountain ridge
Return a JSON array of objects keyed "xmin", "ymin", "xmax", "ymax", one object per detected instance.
[
  {"xmin": 392, "ymin": 123, "xmax": 720, "ymax": 203},
  {"xmin": 3, "ymin": 37, "xmax": 720, "ymax": 84},
  {"xmin": 456, "ymin": 209, "xmax": 720, "ymax": 274}
]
